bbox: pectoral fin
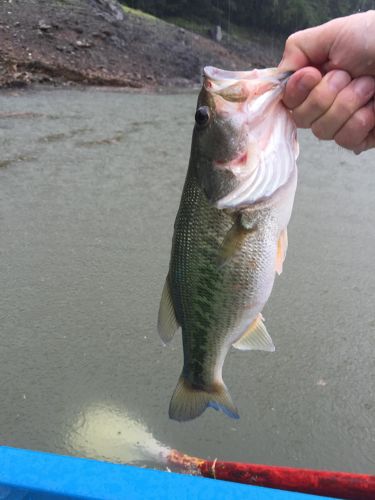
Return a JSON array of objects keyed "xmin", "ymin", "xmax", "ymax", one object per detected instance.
[
  {"xmin": 217, "ymin": 216, "xmax": 257, "ymax": 267},
  {"xmin": 275, "ymin": 228, "xmax": 288, "ymax": 275},
  {"xmin": 157, "ymin": 277, "xmax": 180, "ymax": 344},
  {"xmin": 233, "ymin": 314, "xmax": 275, "ymax": 351}
]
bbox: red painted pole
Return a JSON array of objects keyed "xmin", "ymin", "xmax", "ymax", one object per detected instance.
[{"xmin": 168, "ymin": 451, "xmax": 375, "ymax": 499}]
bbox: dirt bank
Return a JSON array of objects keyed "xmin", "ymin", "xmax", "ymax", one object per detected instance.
[{"xmin": 0, "ymin": 0, "xmax": 282, "ymax": 89}]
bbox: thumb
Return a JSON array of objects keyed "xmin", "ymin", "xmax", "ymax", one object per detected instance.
[{"xmin": 278, "ymin": 20, "xmax": 340, "ymax": 72}]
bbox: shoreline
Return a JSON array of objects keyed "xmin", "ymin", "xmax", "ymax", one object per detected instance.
[
  {"xmin": 0, "ymin": 81, "xmax": 202, "ymax": 95},
  {"xmin": 0, "ymin": 0, "xmax": 281, "ymax": 91}
]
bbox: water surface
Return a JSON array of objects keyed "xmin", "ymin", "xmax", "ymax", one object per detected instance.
[{"xmin": 0, "ymin": 88, "xmax": 374, "ymax": 473}]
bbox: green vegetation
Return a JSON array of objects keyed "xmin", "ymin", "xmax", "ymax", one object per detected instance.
[
  {"xmin": 121, "ymin": 5, "xmax": 159, "ymax": 21},
  {"xmin": 120, "ymin": 0, "xmax": 375, "ymax": 35}
]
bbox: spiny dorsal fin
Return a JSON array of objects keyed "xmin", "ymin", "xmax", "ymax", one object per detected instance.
[
  {"xmin": 157, "ymin": 277, "xmax": 180, "ymax": 345},
  {"xmin": 275, "ymin": 228, "xmax": 288, "ymax": 275},
  {"xmin": 233, "ymin": 313, "xmax": 275, "ymax": 351}
]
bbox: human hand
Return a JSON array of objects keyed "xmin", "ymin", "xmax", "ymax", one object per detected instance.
[{"xmin": 279, "ymin": 11, "xmax": 375, "ymax": 153}]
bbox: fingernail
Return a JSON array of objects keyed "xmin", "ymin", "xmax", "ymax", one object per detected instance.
[
  {"xmin": 353, "ymin": 77, "xmax": 375, "ymax": 98},
  {"xmin": 326, "ymin": 70, "xmax": 350, "ymax": 91}
]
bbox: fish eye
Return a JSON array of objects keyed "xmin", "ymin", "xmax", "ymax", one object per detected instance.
[{"xmin": 195, "ymin": 106, "xmax": 210, "ymax": 127}]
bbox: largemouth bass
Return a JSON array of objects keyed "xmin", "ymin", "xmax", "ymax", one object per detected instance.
[{"xmin": 158, "ymin": 66, "xmax": 298, "ymax": 421}]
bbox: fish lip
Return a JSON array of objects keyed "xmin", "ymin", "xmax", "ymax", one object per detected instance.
[
  {"xmin": 203, "ymin": 66, "xmax": 294, "ymax": 83},
  {"xmin": 203, "ymin": 66, "xmax": 240, "ymax": 80},
  {"xmin": 203, "ymin": 67, "xmax": 293, "ymax": 96}
]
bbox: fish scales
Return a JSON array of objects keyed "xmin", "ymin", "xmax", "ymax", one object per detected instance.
[
  {"xmin": 158, "ymin": 66, "xmax": 298, "ymax": 421},
  {"xmin": 172, "ymin": 169, "xmax": 278, "ymax": 380}
]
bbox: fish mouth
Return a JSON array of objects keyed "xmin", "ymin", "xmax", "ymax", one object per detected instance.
[
  {"xmin": 204, "ymin": 66, "xmax": 293, "ymax": 82},
  {"xmin": 208, "ymin": 67, "xmax": 293, "ymax": 177},
  {"xmin": 202, "ymin": 66, "xmax": 292, "ymax": 106},
  {"xmin": 200, "ymin": 66, "xmax": 297, "ymax": 209}
]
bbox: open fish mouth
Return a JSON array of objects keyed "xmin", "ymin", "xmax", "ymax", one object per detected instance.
[
  {"xmin": 199, "ymin": 66, "xmax": 298, "ymax": 209},
  {"xmin": 203, "ymin": 66, "xmax": 293, "ymax": 97},
  {"xmin": 204, "ymin": 66, "xmax": 293, "ymax": 81}
]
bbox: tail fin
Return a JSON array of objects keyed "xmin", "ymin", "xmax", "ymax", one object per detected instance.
[{"xmin": 168, "ymin": 375, "xmax": 239, "ymax": 422}]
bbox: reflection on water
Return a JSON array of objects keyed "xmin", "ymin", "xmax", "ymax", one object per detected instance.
[
  {"xmin": 0, "ymin": 88, "xmax": 374, "ymax": 474},
  {"xmin": 67, "ymin": 403, "xmax": 168, "ymax": 465}
]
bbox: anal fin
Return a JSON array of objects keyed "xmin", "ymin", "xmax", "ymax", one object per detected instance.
[
  {"xmin": 157, "ymin": 277, "xmax": 180, "ymax": 344},
  {"xmin": 233, "ymin": 313, "xmax": 275, "ymax": 352}
]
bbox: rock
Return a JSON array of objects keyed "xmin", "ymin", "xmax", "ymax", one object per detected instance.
[
  {"xmin": 56, "ymin": 45, "xmax": 69, "ymax": 52},
  {"xmin": 214, "ymin": 25, "xmax": 222, "ymax": 42},
  {"xmin": 75, "ymin": 39, "xmax": 92, "ymax": 48},
  {"xmin": 38, "ymin": 20, "xmax": 51, "ymax": 31},
  {"xmin": 92, "ymin": 32, "xmax": 105, "ymax": 40},
  {"xmin": 90, "ymin": 0, "xmax": 124, "ymax": 22}
]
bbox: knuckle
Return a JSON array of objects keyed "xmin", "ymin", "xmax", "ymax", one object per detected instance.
[
  {"xmin": 357, "ymin": 108, "xmax": 375, "ymax": 130},
  {"xmin": 334, "ymin": 132, "xmax": 355, "ymax": 149},
  {"xmin": 304, "ymin": 88, "xmax": 335, "ymax": 116},
  {"xmin": 352, "ymin": 107, "xmax": 375, "ymax": 133},
  {"xmin": 285, "ymin": 32, "xmax": 299, "ymax": 48},
  {"xmin": 291, "ymin": 109, "xmax": 310, "ymax": 128},
  {"xmin": 311, "ymin": 121, "xmax": 333, "ymax": 140},
  {"xmin": 334, "ymin": 108, "xmax": 375, "ymax": 149}
]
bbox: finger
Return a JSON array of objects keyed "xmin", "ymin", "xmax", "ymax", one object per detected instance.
[
  {"xmin": 348, "ymin": 99, "xmax": 375, "ymax": 153},
  {"xmin": 334, "ymin": 101, "xmax": 375, "ymax": 150},
  {"xmin": 353, "ymin": 126, "xmax": 375, "ymax": 154},
  {"xmin": 291, "ymin": 70, "xmax": 351, "ymax": 128},
  {"xmin": 311, "ymin": 76, "xmax": 375, "ymax": 140},
  {"xmin": 278, "ymin": 19, "xmax": 341, "ymax": 72},
  {"xmin": 282, "ymin": 67, "xmax": 322, "ymax": 109}
]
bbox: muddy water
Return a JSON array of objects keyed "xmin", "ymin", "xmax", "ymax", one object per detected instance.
[{"xmin": 0, "ymin": 88, "xmax": 374, "ymax": 473}]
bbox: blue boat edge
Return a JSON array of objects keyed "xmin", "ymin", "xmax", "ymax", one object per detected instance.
[{"xmin": 0, "ymin": 446, "xmax": 333, "ymax": 499}]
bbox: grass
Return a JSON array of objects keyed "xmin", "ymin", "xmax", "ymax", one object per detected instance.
[
  {"xmin": 121, "ymin": 5, "xmax": 159, "ymax": 22},
  {"xmin": 140, "ymin": 13, "xmax": 275, "ymax": 45},
  {"xmin": 120, "ymin": 5, "xmax": 281, "ymax": 49}
]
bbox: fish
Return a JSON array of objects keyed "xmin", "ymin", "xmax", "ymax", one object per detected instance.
[{"xmin": 158, "ymin": 66, "xmax": 299, "ymax": 422}]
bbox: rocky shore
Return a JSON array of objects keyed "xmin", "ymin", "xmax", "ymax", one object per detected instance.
[{"xmin": 0, "ymin": 0, "xmax": 282, "ymax": 89}]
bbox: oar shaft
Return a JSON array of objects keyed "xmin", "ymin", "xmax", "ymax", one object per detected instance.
[
  {"xmin": 200, "ymin": 460, "xmax": 375, "ymax": 499},
  {"xmin": 167, "ymin": 451, "xmax": 375, "ymax": 499}
]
